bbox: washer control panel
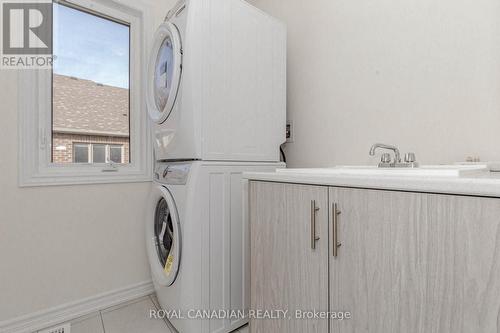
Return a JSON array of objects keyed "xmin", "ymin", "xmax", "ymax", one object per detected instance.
[{"xmin": 154, "ymin": 163, "xmax": 191, "ymax": 185}]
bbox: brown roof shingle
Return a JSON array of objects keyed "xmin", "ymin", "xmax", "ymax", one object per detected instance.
[{"xmin": 52, "ymin": 74, "xmax": 129, "ymax": 137}]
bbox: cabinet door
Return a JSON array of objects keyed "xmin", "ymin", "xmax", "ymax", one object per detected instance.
[
  {"xmin": 250, "ymin": 181, "xmax": 329, "ymax": 333},
  {"xmin": 329, "ymin": 187, "xmax": 500, "ymax": 333}
]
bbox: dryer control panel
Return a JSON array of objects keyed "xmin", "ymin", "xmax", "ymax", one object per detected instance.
[{"xmin": 154, "ymin": 163, "xmax": 191, "ymax": 185}]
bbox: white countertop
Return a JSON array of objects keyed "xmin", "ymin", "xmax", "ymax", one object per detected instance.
[{"xmin": 243, "ymin": 169, "xmax": 500, "ymax": 198}]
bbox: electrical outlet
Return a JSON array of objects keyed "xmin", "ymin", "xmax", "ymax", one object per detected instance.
[{"xmin": 286, "ymin": 120, "xmax": 294, "ymax": 143}]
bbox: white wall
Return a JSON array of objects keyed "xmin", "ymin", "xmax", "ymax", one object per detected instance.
[
  {"xmin": 247, "ymin": 0, "xmax": 500, "ymax": 167},
  {"xmin": 0, "ymin": 0, "xmax": 176, "ymax": 323}
]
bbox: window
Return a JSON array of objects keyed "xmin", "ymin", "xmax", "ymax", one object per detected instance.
[
  {"xmin": 74, "ymin": 144, "xmax": 90, "ymax": 163},
  {"xmin": 109, "ymin": 145, "xmax": 123, "ymax": 163},
  {"xmin": 92, "ymin": 144, "xmax": 107, "ymax": 164},
  {"xmin": 52, "ymin": 2, "xmax": 130, "ymax": 165},
  {"xmin": 19, "ymin": 0, "xmax": 152, "ymax": 186},
  {"xmin": 73, "ymin": 143, "xmax": 124, "ymax": 164}
]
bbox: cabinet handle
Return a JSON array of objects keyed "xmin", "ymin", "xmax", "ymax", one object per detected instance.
[
  {"xmin": 311, "ymin": 200, "xmax": 320, "ymax": 250},
  {"xmin": 332, "ymin": 203, "xmax": 342, "ymax": 257}
]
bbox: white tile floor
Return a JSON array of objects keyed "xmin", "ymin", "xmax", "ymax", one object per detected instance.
[{"xmin": 38, "ymin": 295, "xmax": 249, "ymax": 333}]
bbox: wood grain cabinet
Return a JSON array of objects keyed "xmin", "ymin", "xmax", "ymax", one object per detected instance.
[
  {"xmin": 249, "ymin": 182, "xmax": 329, "ymax": 333},
  {"xmin": 249, "ymin": 181, "xmax": 500, "ymax": 333}
]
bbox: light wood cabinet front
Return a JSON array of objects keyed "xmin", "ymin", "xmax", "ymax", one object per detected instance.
[
  {"xmin": 329, "ymin": 187, "xmax": 500, "ymax": 333},
  {"xmin": 249, "ymin": 182, "xmax": 500, "ymax": 332},
  {"xmin": 249, "ymin": 181, "xmax": 329, "ymax": 333}
]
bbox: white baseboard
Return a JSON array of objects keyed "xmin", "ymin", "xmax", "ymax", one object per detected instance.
[{"xmin": 0, "ymin": 280, "xmax": 154, "ymax": 333}]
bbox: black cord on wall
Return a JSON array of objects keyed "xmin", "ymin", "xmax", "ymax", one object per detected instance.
[{"xmin": 280, "ymin": 145, "xmax": 287, "ymax": 164}]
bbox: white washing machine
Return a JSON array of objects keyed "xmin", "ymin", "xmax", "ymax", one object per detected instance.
[
  {"xmin": 146, "ymin": 161, "xmax": 284, "ymax": 333},
  {"xmin": 146, "ymin": 0, "xmax": 286, "ymax": 162}
]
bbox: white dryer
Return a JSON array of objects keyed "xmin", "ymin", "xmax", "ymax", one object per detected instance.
[
  {"xmin": 146, "ymin": 161, "xmax": 284, "ymax": 333},
  {"xmin": 146, "ymin": 0, "xmax": 286, "ymax": 162}
]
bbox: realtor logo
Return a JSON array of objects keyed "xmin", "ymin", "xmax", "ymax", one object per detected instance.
[{"xmin": 1, "ymin": 0, "xmax": 53, "ymax": 68}]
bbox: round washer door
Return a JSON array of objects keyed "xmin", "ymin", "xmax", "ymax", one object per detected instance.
[
  {"xmin": 146, "ymin": 22, "xmax": 182, "ymax": 124},
  {"xmin": 146, "ymin": 185, "xmax": 181, "ymax": 286}
]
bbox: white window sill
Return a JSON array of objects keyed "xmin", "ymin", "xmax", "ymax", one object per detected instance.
[{"xmin": 19, "ymin": 167, "xmax": 152, "ymax": 187}]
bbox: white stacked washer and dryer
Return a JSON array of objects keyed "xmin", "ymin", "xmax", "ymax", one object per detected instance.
[{"xmin": 145, "ymin": 0, "xmax": 286, "ymax": 332}]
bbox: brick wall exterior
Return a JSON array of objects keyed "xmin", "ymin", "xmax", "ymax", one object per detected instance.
[{"xmin": 52, "ymin": 132, "xmax": 130, "ymax": 164}]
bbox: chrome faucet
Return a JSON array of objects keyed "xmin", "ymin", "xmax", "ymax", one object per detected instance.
[
  {"xmin": 369, "ymin": 143, "xmax": 418, "ymax": 168},
  {"xmin": 369, "ymin": 143, "xmax": 401, "ymax": 163}
]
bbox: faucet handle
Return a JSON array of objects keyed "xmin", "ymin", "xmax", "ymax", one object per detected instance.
[
  {"xmin": 404, "ymin": 153, "xmax": 416, "ymax": 163},
  {"xmin": 381, "ymin": 153, "xmax": 392, "ymax": 164}
]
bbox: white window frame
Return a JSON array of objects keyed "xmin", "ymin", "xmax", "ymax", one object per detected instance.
[{"xmin": 19, "ymin": 0, "xmax": 154, "ymax": 186}]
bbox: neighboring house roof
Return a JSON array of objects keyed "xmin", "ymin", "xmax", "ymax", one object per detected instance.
[{"xmin": 52, "ymin": 74, "xmax": 129, "ymax": 137}]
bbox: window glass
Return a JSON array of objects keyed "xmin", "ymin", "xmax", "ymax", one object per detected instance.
[
  {"xmin": 109, "ymin": 146, "xmax": 123, "ymax": 163},
  {"xmin": 92, "ymin": 144, "xmax": 106, "ymax": 163},
  {"xmin": 74, "ymin": 144, "xmax": 89, "ymax": 163},
  {"xmin": 52, "ymin": 3, "xmax": 131, "ymax": 164}
]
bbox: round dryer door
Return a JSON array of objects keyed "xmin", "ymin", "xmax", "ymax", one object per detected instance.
[
  {"xmin": 147, "ymin": 185, "xmax": 181, "ymax": 286},
  {"xmin": 146, "ymin": 22, "xmax": 182, "ymax": 124}
]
